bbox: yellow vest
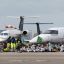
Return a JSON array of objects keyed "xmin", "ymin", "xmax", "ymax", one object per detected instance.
[
  {"xmin": 7, "ymin": 43, "xmax": 11, "ymax": 48},
  {"xmin": 4, "ymin": 48, "xmax": 9, "ymax": 52},
  {"xmin": 11, "ymin": 42, "xmax": 16, "ymax": 49}
]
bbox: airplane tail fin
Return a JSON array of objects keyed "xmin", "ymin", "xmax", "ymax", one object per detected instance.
[{"xmin": 19, "ymin": 16, "xmax": 24, "ymax": 31}]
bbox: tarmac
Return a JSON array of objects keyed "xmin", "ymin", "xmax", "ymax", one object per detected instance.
[{"xmin": 0, "ymin": 52, "xmax": 64, "ymax": 64}]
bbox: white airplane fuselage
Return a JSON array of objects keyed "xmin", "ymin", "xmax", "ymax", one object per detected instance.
[
  {"xmin": 29, "ymin": 27, "xmax": 64, "ymax": 44},
  {"xmin": 0, "ymin": 29, "xmax": 21, "ymax": 42}
]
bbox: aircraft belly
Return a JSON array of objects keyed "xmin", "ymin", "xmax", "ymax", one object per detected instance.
[
  {"xmin": 49, "ymin": 36, "xmax": 60, "ymax": 43},
  {"xmin": 50, "ymin": 39, "xmax": 59, "ymax": 43},
  {"xmin": 49, "ymin": 38, "xmax": 64, "ymax": 43},
  {"xmin": 58, "ymin": 38, "xmax": 64, "ymax": 43}
]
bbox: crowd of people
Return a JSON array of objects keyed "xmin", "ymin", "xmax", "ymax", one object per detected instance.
[
  {"xmin": 20, "ymin": 43, "xmax": 64, "ymax": 52},
  {"xmin": 0, "ymin": 37, "xmax": 22, "ymax": 52},
  {"xmin": 0, "ymin": 37, "xmax": 64, "ymax": 52}
]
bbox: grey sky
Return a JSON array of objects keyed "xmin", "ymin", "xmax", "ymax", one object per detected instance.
[{"xmin": 0, "ymin": 0, "xmax": 64, "ymax": 33}]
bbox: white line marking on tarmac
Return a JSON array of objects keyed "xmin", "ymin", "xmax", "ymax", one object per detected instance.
[
  {"xmin": 11, "ymin": 60, "xmax": 23, "ymax": 62},
  {"xmin": 36, "ymin": 60, "xmax": 47, "ymax": 62}
]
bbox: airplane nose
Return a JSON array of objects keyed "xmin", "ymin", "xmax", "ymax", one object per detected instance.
[
  {"xmin": 0, "ymin": 38, "xmax": 4, "ymax": 42},
  {"xmin": 0, "ymin": 37, "xmax": 8, "ymax": 42}
]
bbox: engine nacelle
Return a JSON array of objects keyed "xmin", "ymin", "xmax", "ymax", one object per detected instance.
[
  {"xmin": 23, "ymin": 31, "xmax": 28, "ymax": 35},
  {"xmin": 21, "ymin": 30, "xmax": 33, "ymax": 42}
]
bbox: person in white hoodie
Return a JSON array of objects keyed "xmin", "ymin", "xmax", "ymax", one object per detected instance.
[
  {"xmin": 60, "ymin": 44, "xmax": 64, "ymax": 52},
  {"xmin": 48, "ymin": 42, "xmax": 53, "ymax": 52}
]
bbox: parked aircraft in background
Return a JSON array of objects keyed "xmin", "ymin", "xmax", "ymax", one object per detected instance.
[
  {"xmin": 0, "ymin": 25, "xmax": 21, "ymax": 42},
  {"xmin": 29, "ymin": 27, "xmax": 64, "ymax": 44},
  {"xmin": 0, "ymin": 16, "xmax": 53, "ymax": 43}
]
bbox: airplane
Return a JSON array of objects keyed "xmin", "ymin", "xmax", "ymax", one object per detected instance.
[
  {"xmin": 0, "ymin": 16, "xmax": 38, "ymax": 42},
  {"xmin": 0, "ymin": 16, "xmax": 53, "ymax": 43},
  {"xmin": 29, "ymin": 27, "xmax": 64, "ymax": 44},
  {"xmin": 0, "ymin": 16, "xmax": 27, "ymax": 42},
  {"xmin": 0, "ymin": 27, "xmax": 21, "ymax": 42}
]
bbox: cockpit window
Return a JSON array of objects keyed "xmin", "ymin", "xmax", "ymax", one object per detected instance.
[
  {"xmin": 43, "ymin": 30, "xmax": 58, "ymax": 34},
  {"xmin": 0, "ymin": 33, "xmax": 3, "ymax": 35},
  {"xmin": 4, "ymin": 33, "xmax": 8, "ymax": 35},
  {"xmin": 0, "ymin": 33, "xmax": 8, "ymax": 36}
]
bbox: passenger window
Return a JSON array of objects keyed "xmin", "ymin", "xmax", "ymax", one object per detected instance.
[
  {"xmin": 50, "ymin": 30, "xmax": 58, "ymax": 34},
  {"xmin": 43, "ymin": 30, "xmax": 58, "ymax": 34}
]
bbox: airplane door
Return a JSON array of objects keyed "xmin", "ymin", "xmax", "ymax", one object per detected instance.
[
  {"xmin": 58, "ymin": 30, "xmax": 64, "ymax": 43},
  {"xmin": 50, "ymin": 34, "xmax": 59, "ymax": 42},
  {"xmin": 49, "ymin": 30, "xmax": 59, "ymax": 43}
]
